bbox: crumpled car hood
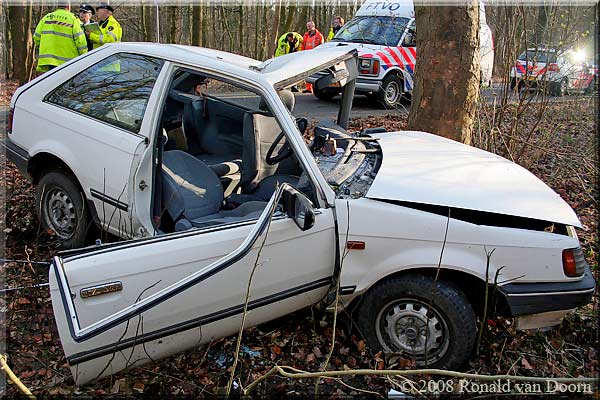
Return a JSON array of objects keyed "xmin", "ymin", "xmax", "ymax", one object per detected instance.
[{"xmin": 366, "ymin": 131, "xmax": 581, "ymax": 227}]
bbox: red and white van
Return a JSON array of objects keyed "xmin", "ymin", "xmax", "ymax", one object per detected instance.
[{"xmin": 313, "ymin": 0, "xmax": 495, "ymax": 108}]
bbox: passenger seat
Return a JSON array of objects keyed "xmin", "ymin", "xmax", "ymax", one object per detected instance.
[{"xmin": 162, "ymin": 150, "xmax": 266, "ymax": 231}]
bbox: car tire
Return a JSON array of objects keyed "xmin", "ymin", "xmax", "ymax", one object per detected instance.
[
  {"xmin": 584, "ymin": 77, "xmax": 597, "ymax": 95},
  {"xmin": 510, "ymin": 77, "xmax": 518, "ymax": 90},
  {"xmin": 378, "ymin": 74, "xmax": 404, "ymax": 109},
  {"xmin": 551, "ymin": 79, "xmax": 568, "ymax": 97},
  {"xmin": 355, "ymin": 274, "xmax": 476, "ymax": 370},
  {"xmin": 36, "ymin": 170, "xmax": 91, "ymax": 249},
  {"xmin": 313, "ymin": 86, "xmax": 338, "ymax": 101}
]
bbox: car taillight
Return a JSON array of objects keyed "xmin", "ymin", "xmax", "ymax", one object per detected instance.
[
  {"xmin": 562, "ymin": 248, "xmax": 584, "ymax": 277},
  {"xmin": 548, "ymin": 63, "xmax": 560, "ymax": 72},
  {"xmin": 7, "ymin": 107, "xmax": 14, "ymax": 134}
]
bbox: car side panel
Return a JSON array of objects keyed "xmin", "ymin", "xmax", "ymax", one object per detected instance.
[{"xmin": 336, "ymin": 198, "xmax": 582, "ymax": 298}]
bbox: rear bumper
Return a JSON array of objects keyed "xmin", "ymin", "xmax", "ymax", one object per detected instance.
[
  {"xmin": 2, "ymin": 137, "xmax": 30, "ymax": 179},
  {"xmin": 499, "ymin": 266, "xmax": 595, "ymax": 317}
]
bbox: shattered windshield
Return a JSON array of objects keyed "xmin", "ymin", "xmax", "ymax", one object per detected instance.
[{"xmin": 331, "ymin": 16, "xmax": 410, "ymax": 46}]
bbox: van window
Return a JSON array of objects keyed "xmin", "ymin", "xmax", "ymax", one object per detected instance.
[{"xmin": 332, "ymin": 16, "xmax": 410, "ymax": 47}]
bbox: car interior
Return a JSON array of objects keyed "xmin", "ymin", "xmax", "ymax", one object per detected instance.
[{"xmin": 152, "ymin": 69, "xmax": 313, "ymax": 234}]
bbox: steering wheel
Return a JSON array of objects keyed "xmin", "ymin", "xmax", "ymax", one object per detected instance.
[
  {"xmin": 265, "ymin": 118, "xmax": 308, "ymax": 166},
  {"xmin": 266, "ymin": 132, "xmax": 293, "ymax": 165}
]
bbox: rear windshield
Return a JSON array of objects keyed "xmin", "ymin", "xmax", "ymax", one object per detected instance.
[
  {"xmin": 331, "ymin": 16, "xmax": 410, "ymax": 46},
  {"xmin": 518, "ymin": 50, "xmax": 557, "ymax": 63}
]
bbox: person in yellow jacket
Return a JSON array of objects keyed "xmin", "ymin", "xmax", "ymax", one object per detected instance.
[
  {"xmin": 326, "ymin": 16, "xmax": 344, "ymax": 41},
  {"xmin": 274, "ymin": 32, "xmax": 303, "ymax": 57},
  {"xmin": 33, "ymin": 3, "xmax": 88, "ymax": 72},
  {"xmin": 87, "ymin": 2, "xmax": 122, "ymax": 49}
]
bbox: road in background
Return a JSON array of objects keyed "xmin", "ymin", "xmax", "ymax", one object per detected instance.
[{"xmin": 293, "ymin": 84, "xmax": 587, "ymax": 121}]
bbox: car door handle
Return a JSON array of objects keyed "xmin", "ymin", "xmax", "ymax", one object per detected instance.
[{"xmin": 139, "ymin": 180, "xmax": 147, "ymax": 191}]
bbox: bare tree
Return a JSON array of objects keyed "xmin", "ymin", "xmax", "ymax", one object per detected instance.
[{"xmin": 8, "ymin": 3, "xmax": 34, "ymax": 84}]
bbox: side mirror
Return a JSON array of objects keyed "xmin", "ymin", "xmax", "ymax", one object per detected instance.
[{"xmin": 282, "ymin": 186, "xmax": 316, "ymax": 231}]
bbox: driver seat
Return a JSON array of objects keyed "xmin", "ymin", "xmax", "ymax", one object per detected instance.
[
  {"xmin": 239, "ymin": 90, "xmax": 300, "ymax": 198},
  {"xmin": 162, "ymin": 150, "xmax": 267, "ymax": 231}
]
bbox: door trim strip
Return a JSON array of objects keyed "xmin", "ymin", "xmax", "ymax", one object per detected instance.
[{"xmin": 66, "ymin": 276, "xmax": 331, "ymax": 365}]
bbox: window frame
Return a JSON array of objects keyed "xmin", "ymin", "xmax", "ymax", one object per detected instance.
[{"xmin": 44, "ymin": 52, "xmax": 165, "ymax": 135}]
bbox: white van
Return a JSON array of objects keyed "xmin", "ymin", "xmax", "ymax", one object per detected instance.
[{"xmin": 314, "ymin": 0, "xmax": 495, "ymax": 107}]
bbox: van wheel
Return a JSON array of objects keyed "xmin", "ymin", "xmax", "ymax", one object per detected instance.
[
  {"xmin": 356, "ymin": 274, "xmax": 476, "ymax": 369},
  {"xmin": 378, "ymin": 74, "xmax": 404, "ymax": 108},
  {"xmin": 313, "ymin": 86, "xmax": 338, "ymax": 101},
  {"xmin": 36, "ymin": 171, "xmax": 90, "ymax": 249}
]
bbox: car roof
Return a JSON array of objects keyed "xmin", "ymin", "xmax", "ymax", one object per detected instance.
[{"xmin": 96, "ymin": 43, "xmax": 355, "ymax": 89}]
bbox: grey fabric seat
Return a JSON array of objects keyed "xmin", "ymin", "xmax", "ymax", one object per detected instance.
[
  {"xmin": 240, "ymin": 90, "xmax": 301, "ymax": 197},
  {"xmin": 162, "ymin": 150, "xmax": 266, "ymax": 231}
]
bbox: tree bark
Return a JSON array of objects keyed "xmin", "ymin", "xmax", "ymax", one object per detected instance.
[
  {"xmin": 8, "ymin": 3, "xmax": 33, "ymax": 84},
  {"xmin": 191, "ymin": 5, "xmax": 201, "ymax": 46},
  {"xmin": 408, "ymin": 2, "xmax": 481, "ymax": 145},
  {"xmin": 142, "ymin": 3, "xmax": 156, "ymax": 42}
]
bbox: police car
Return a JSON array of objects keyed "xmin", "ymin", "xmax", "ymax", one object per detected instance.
[
  {"xmin": 309, "ymin": 0, "xmax": 495, "ymax": 108},
  {"xmin": 510, "ymin": 47, "xmax": 596, "ymax": 96}
]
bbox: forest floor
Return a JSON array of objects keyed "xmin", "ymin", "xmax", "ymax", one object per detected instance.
[{"xmin": 1, "ymin": 79, "xmax": 598, "ymax": 397}]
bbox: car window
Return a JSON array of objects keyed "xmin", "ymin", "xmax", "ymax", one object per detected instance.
[
  {"xmin": 47, "ymin": 53, "xmax": 164, "ymax": 133},
  {"xmin": 518, "ymin": 50, "xmax": 557, "ymax": 64},
  {"xmin": 204, "ymin": 80, "xmax": 262, "ymax": 110}
]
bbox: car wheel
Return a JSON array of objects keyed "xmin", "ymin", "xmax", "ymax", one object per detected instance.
[
  {"xmin": 509, "ymin": 77, "xmax": 518, "ymax": 90},
  {"xmin": 313, "ymin": 86, "xmax": 338, "ymax": 101},
  {"xmin": 36, "ymin": 171, "xmax": 91, "ymax": 249},
  {"xmin": 584, "ymin": 77, "xmax": 597, "ymax": 95},
  {"xmin": 378, "ymin": 74, "xmax": 404, "ymax": 108},
  {"xmin": 551, "ymin": 79, "xmax": 567, "ymax": 97},
  {"xmin": 356, "ymin": 274, "xmax": 476, "ymax": 369}
]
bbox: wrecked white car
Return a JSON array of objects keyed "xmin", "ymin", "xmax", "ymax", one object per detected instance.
[{"xmin": 5, "ymin": 43, "xmax": 594, "ymax": 384}]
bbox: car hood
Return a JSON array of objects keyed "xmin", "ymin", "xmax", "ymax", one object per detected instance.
[{"xmin": 366, "ymin": 131, "xmax": 581, "ymax": 227}]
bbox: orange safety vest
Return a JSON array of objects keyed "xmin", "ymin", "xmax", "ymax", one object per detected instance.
[{"xmin": 302, "ymin": 29, "xmax": 324, "ymax": 50}]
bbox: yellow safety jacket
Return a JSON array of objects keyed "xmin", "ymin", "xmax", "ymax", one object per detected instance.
[
  {"xmin": 89, "ymin": 15, "xmax": 122, "ymax": 49},
  {"xmin": 274, "ymin": 32, "xmax": 303, "ymax": 57},
  {"xmin": 33, "ymin": 8, "xmax": 88, "ymax": 72}
]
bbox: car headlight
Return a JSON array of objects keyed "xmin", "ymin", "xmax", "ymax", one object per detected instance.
[{"xmin": 360, "ymin": 59, "xmax": 372, "ymax": 68}]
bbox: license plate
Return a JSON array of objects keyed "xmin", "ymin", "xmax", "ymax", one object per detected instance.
[{"xmin": 527, "ymin": 75, "xmax": 537, "ymax": 81}]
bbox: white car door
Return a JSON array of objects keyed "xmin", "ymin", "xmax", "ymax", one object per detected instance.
[{"xmin": 50, "ymin": 185, "xmax": 337, "ymax": 385}]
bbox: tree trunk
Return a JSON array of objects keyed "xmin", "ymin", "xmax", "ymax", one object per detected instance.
[
  {"xmin": 408, "ymin": 2, "xmax": 481, "ymax": 145},
  {"xmin": 8, "ymin": 3, "xmax": 33, "ymax": 84},
  {"xmin": 142, "ymin": 3, "xmax": 156, "ymax": 42},
  {"xmin": 268, "ymin": 0, "xmax": 282, "ymax": 57},
  {"xmin": 191, "ymin": 5, "xmax": 201, "ymax": 46}
]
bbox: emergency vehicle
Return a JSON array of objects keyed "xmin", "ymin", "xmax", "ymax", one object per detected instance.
[
  {"xmin": 311, "ymin": 0, "xmax": 495, "ymax": 108},
  {"xmin": 509, "ymin": 47, "xmax": 597, "ymax": 96}
]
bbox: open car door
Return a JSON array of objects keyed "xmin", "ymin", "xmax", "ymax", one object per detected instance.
[{"xmin": 50, "ymin": 184, "xmax": 336, "ymax": 385}]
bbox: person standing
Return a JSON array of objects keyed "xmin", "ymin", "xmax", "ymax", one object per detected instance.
[
  {"xmin": 78, "ymin": 4, "xmax": 95, "ymax": 51},
  {"xmin": 274, "ymin": 32, "xmax": 303, "ymax": 57},
  {"xmin": 87, "ymin": 2, "xmax": 122, "ymax": 49},
  {"xmin": 33, "ymin": 2, "xmax": 88, "ymax": 72},
  {"xmin": 326, "ymin": 16, "xmax": 344, "ymax": 41},
  {"xmin": 301, "ymin": 21, "xmax": 324, "ymax": 93}
]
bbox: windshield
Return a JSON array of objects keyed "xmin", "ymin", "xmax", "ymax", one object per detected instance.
[
  {"xmin": 332, "ymin": 16, "xmax": 410, "ymax": 46},
  {"xmin": 518, "ymin": 50, "xmax": 557, "ymax": 64}
]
